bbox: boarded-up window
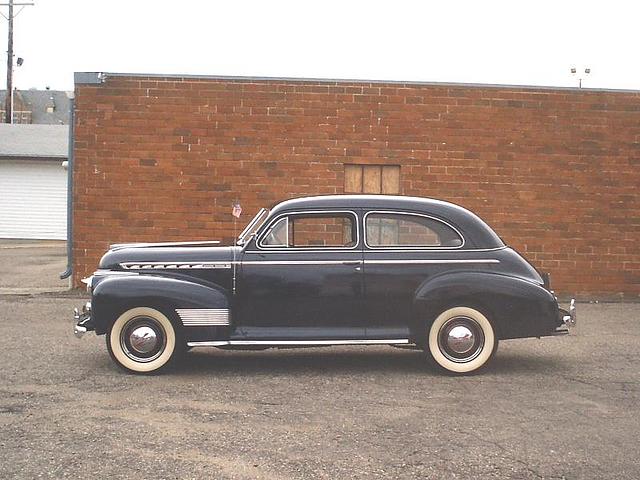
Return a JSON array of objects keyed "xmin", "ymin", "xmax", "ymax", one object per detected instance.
[{"xmin": 344, "ymin": 164, "xmax": 400, "ymax": 194}]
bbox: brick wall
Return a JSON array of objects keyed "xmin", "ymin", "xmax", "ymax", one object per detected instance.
[{"xmin": 73, "ymin": 74, "xmax": 640, "ymax": 298}]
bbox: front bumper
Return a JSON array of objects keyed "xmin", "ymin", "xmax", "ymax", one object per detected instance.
[{"xmin": 73, "ymin": 301, "xmax": 94, "ymax": 338}]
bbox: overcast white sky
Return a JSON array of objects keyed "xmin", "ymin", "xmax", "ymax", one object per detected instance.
[{"xmin": 2, "ymin": 0, "xmax": 639, "ymax": 91}]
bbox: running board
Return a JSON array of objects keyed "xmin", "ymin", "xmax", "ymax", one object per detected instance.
[{"xmin": 187, "ymin": 339, "xmax": 411, "ymax": 348}]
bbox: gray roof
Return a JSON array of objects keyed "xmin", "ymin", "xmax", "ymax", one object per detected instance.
[
  {"xmin": 0, "ymin": 90, "xmax": 72, "ymax": 124},
  {"xmin": 0, "ymin": 124, "xmax": 68, "ymax": 158}
]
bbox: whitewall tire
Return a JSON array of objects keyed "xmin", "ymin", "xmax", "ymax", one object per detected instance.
[
  {"xmin": 107, "ymin": 307, "xmax": 179, "ymax": 374},
  {"xmin": 426, "ymin": 306, "xmax": 497, "ymax": 374}
]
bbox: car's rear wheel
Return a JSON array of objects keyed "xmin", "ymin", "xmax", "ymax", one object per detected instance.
[
  {"xmin": 426, "ymin": 306, "xmax": 497, "ymax": 374},
  {"xmin": 106, "ymin": 306, "xmax": 181, "ymax": 374}
]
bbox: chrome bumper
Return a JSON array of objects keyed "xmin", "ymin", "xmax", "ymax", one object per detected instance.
[
  {"xmin": 560, "ymin": 298, "xmax": 577, "ymax": 328},
  {"xmin": 73, "ymin": 302, "xmax": 94, "ymax": 338}
]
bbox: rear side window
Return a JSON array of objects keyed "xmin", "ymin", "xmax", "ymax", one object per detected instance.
[
  {"xmin": 260, "ymin": 212, "xmax": 357, "ymax": 248},
  {"xmin": 365, "ymin": 212, "xmax": 463, "ymax": 248}
]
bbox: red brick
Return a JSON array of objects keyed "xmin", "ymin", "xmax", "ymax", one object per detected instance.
[{"xmin": 71, "ymin": 76, "xmax": 640, "ymax": 299}]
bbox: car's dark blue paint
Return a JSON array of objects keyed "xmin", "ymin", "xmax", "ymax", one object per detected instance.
[
  {"xmin": 86, "ymin": 195, "xmax": 566, "ymax": 347},
  {"xmin": 236, "ymin": 248, "xmax": 367, "ymax": 338},
  {"xmin": 91, "ymin": 274, "xmax": 230, "ymax": 338},
  {"xmin": 99, "ymin": 245, "xmax": 239, "ymax": 275},
  {"xmin": 412, "ymin": 271, "xmax": 558, "ymax": 339}
]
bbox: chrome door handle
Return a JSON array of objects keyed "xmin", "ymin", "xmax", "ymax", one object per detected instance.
[
  {"xmin": 342, "ymin": 260, "xmax": 362, "ymax": 272},
  {"xmin": 341, "ymin": 261, "xmax": 361, "ymax": 266}
]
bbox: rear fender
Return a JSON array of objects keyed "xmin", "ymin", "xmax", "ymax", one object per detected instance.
[
  {"xmin": 412, "ymin": 271, "xmax": 559, "ymax": 341},
  {"xmin": 91, "ymin": 274, "xmax": 230, "ymax": 335}
]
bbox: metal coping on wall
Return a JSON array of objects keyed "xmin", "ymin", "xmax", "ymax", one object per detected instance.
[{"xmin": 73, "ymin": 71, "xmax": 640, "ymax": 94}]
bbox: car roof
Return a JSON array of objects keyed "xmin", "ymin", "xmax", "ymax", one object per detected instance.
[{"xmin": 268, "ymin": 195, "xmax": 505, "ymax": 249}]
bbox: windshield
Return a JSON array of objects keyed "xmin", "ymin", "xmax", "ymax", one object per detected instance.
[{"xmin": 237, "ymin": 208, "xmax": 269, "ymax": 245}]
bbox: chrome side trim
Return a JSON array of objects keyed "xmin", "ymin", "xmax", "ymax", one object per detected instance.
[
  {"xmin": 176, "ymin": 309, "xmax": 230, "ymax": 326},
  {"xmin": 118, "ymin": 259, "xmax": 497, "ymax": 269},
  {"xmin": 255, "ymin": 210, "xmax": 360, "ymax": 251},
  {"xmin": 242, "ymin": 260, "xmax": 362, "ymax": 266},
  {"xmin": 244, "ymin": 246, "xmax": 508, "ymax": 254},
  {"xmin": 186, "ymin": 341, "xmax": 231, "ymax": 347},
  {"xmin": 363, "ymin": 210, "xmax": 465, "ymax": 250},
  {"xmin": 187, "ymin": 339, "xmax": 410, "ymax": 347},
  {"xmin": 84, "ymin": 270, "xmax": 139, "ymax": 290},
  {"xmin": 120, "ymin": 262, "xmax": 231, "ymax": 270},
  {"xmin": 364, "ymin": 259, "xmax": 500, "ymax": 265},
  {"xmin": 110, "ymin": 240, "xmax": 221, "ymax": 250},
  {"xmin": 240, "ymin": 259, "xmax": 495, "ymax": 266},
  {"xmin": 93, "ymin": 269, "xmax": 139, "ymax": 276}
]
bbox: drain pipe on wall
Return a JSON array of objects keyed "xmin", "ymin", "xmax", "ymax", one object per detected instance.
[{"xmin": 60, "ymin": 97, "xmax": 75, "ymax": 282}]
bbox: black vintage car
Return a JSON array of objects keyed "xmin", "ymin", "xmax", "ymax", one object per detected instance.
[{"xmin": 74, "ymin": 195, "xmax": 576, "ymax": 374}]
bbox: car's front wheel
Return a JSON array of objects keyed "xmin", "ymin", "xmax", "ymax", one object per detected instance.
[
  {"xmin": 106, "ymin": 306, "xmax": 181, "ymax": 374},
  {"xmin": 426, "ymin": 306, "xmax": 497, "ymax": 374}
]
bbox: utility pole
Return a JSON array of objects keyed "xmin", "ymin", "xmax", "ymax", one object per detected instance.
[
  {"xmin": 2, "ymin": 0, "xmax": 34, "ymax": 123},
  {"xmin": 4, "ymin": 0, "xmax": 12, "ymax": 123}
]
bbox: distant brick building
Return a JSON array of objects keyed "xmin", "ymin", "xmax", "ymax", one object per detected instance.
[
  {"xmin": 72, "ymin": 72, "xmax": 639, "ymax": 298},
  {"xmin": 0, "ymin": 89, "xmax": 71, "ymax": 124}
]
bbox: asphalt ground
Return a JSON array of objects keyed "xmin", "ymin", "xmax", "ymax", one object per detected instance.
[
  {"xmin": 1, "ymin": 240, "xmax": 639, "ymax": 479},
  {"xmin": 0, "ymin": 240, "xmax": 69, "ymax": 294},
  {"xmin": 0, "ymin": 294, "xmax": 639, "ymax": 479}
]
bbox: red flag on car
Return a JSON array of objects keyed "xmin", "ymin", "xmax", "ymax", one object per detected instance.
[{"xmin": 232, "ymin": 202, "xmax": 242, "ymax": 218}]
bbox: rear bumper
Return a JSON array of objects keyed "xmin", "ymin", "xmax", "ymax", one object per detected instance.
[
  {"xmin": 550, "ymin": 299, "xmax": 576, "ymax": 336},
  {"xmin": 559, "ymin": 298, "xmax": 577, "ymax": 328},
  {"xmin": 73, "ymin": 302, "xmax": 94, "ymax": 338}
]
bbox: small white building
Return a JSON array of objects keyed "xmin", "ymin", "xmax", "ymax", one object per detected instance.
[{"xmin": 0, "ymin": 124, "xmax": 69, "ymax": 240}]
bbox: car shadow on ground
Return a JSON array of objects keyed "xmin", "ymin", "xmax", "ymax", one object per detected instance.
[
  {"xmin": 158, "ymin": 347, "xmax": 569, "ymax": 377},
  {"xmin": 175, "ymin": 348, "xmax": 429, "ymax": 376}
]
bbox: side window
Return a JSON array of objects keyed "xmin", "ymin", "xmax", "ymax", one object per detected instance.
[
  {"xmin": 260, "ymin": 213, "xmax": 356, "ymax": 248},
  {"xmin": 261, "ymin": 217, "xmax": 288, "ymax": 247},
  {"xmin": 366, "ymin": 213, "xmax": 463, "ymax": 248}
]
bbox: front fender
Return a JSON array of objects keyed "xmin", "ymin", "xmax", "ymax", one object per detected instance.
[
  {"xmin": 91, "ymin": 274, "xmax": 230, "ymax": 335},
  {"xmin": 413, "ymin": 271, "xmax": 560, "ymax": 340}
]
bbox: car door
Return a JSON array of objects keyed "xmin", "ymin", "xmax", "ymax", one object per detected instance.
[
  {"xmin": 362, "ymin": 210, "xmax": 466, "ymax": 339},
  {"xmin": 235, "ymin": 209, "xmax": 366, "ymax": 340}
]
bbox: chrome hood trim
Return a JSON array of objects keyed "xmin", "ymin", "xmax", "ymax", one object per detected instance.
[
  {"xmin": 98, "ymin": 244, "xmax": 238, "ymax": 271},
  {"xmin": 109, "ymin": 240, "xmax": 221, "ymax": 251}
]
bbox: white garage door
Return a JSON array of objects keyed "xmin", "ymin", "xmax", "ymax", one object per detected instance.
[{"xmin": 0, "ymin": 160, "xmax": 68, "ymax": 240}]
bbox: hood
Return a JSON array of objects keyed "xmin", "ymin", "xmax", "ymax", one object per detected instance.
[{"xmin": 98, "ymin": 243, "xmax": 240, "ymax": 270}]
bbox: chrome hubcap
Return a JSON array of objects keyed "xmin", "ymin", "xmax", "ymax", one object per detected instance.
[
  {"xmin": 129, "ymin": 326, "xmax": 158, "ymax": 354},
  {"xmin": 446, "ymin": 325, "xmax": 475, "ymax": 354},
  {"xmin": 120, "ymin": 316, "xmax": 166, "ymax": 363},
  {"xmin": 437, "ymin": 316, "xmax": 485, "ymax": 363}
]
